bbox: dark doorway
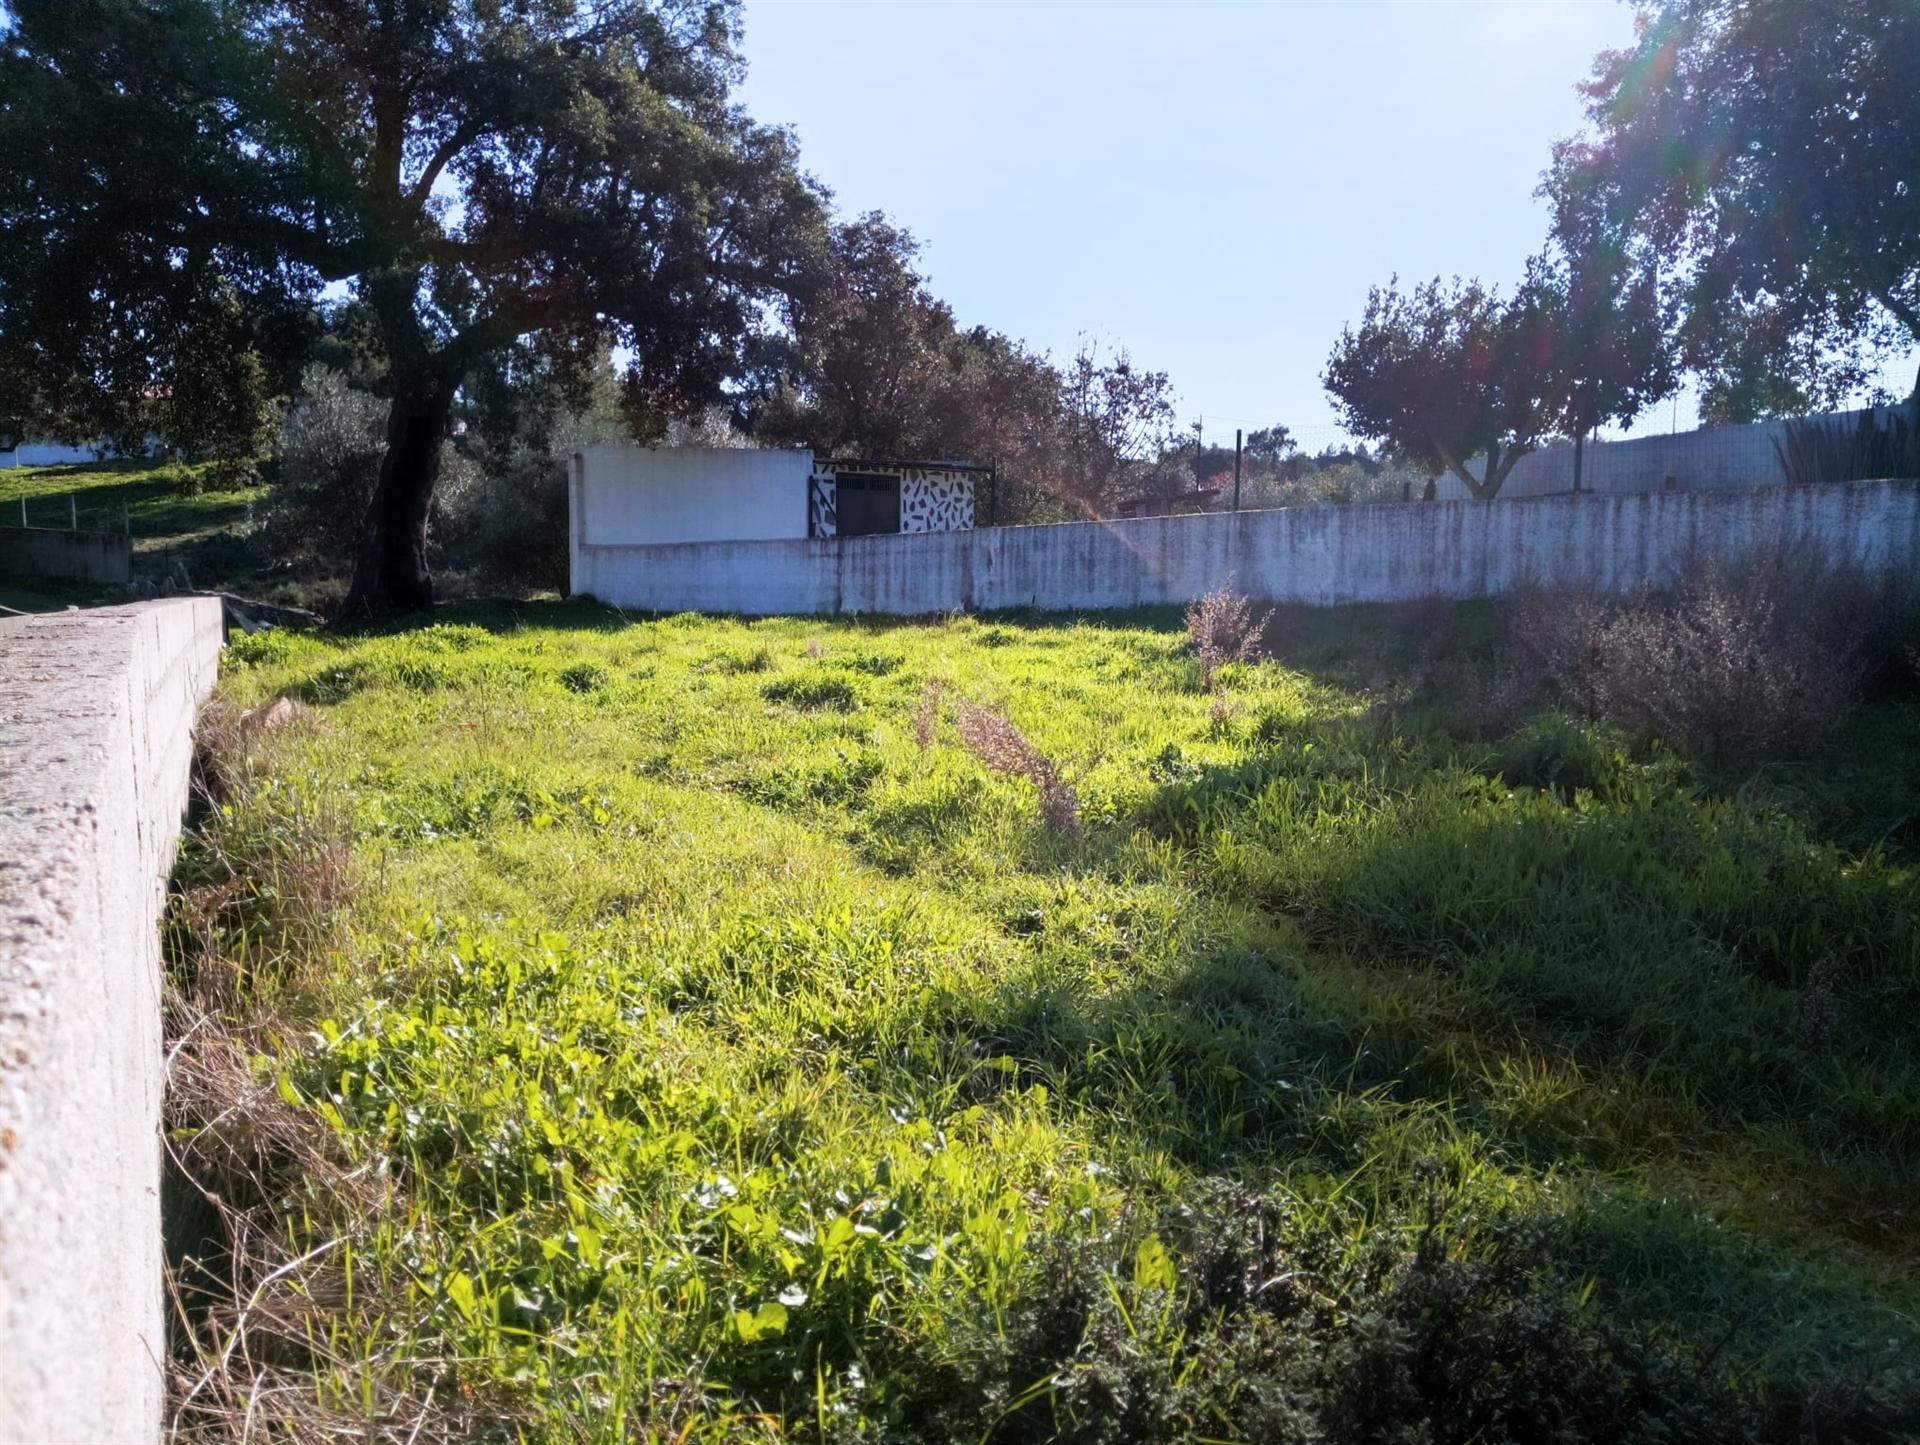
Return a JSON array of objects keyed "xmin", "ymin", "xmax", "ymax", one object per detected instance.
[{"xmin": 835, "ymin": 472, "xmax": 901, "ymax": 537}]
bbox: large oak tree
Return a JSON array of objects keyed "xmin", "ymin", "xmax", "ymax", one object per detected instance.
[
  {"xmin": 1548, "ymin": 0, "xmax": 1920, "ymax": 418},
  {"xmin": 0, "ymin": 0, "xmax": 824, "ymax": 612}
]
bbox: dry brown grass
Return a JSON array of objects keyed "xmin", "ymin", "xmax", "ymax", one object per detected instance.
[
  {"xmin": 164, "ymin": 1024, "xmax": 461, "ymax": 1443},
  {"xmin": 953, "ymin": 701, "xmax": 1080, "ymax": 834},
  {"xmin": 170, "ymin": 697, "xmax": 348, "ymax": 1011},
  {"xmin": 163, "ymin": 696, "xmax": 498, "ymax": 1442},
  {"xmin": 190, "ymin": 694, "xmax": 320, "ymax": 808},
  {"xmin": 913, "ymin": 678, "xmax": 945, "ymax": 750}
]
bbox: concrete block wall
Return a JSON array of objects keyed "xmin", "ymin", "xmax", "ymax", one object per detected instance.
[
  {"xmin": 0, "ymin": 523, "xmax": 134, "ymax": 585},
  {"xmin": 572, "ymin": 479, "xmax": 1920, "ymax": 617},
  {"xmin": 0, "ymin": 599, "xmax": 224, "ymax": 1443}
]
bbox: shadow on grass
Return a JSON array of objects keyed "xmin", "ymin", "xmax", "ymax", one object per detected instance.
[{"xmin": 846, "ymin": 862, "xmax": 1920, "ymax": 1442}]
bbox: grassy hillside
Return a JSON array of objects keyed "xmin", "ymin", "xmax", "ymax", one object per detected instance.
[
  {"xmin": 169, "ymin": 602, "xmax": 1920, "ymax": 1442},
  {"xmin": 0, "ymin": 459, "xmax": 269, "ymax": 602},
  {"xmin": 0, "ymin": 457, "xmax": 256, "ymax": 543}
]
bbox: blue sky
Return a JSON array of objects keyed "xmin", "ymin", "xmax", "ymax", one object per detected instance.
[
  {"xmin": 736, "ymin": 0, "xmax": 1905, "ymax": 447},
  {"xmin": 736, "ymin": 0, "xmax": 1642, "ymax": 447}
]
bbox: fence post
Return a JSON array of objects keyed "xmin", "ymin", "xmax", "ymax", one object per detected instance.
[
  {"xmin": 70, "ymin": 493, "xmax": 77, "ymax": 530},
  {"xmin": 18, "ymin": 496, "xmax": 26, "ymax": 528},
  {"xmin": 1232, "ymin": 430, "xmax": 1242, "ymax": 512}
]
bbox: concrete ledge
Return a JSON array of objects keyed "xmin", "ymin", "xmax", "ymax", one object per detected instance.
[
  {"xmin": 0, "ymin": 523, "xmax": 134, "ymax": 585},
  {"xmin": 0, "ymin": 599, "xmax": 223, "ymax": 1443}
]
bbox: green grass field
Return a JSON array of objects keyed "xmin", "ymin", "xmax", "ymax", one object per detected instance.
[
  {"xmin": 0, "ymin": 456, "xmax": 258, "ymax": 539},
  {"xmin": 170, "ymin": 602, "xmax": 1920, "ymax": 1442},
  {"xmin": 0, "ymin": 459, "xmax": 275, "ymax": 606}
]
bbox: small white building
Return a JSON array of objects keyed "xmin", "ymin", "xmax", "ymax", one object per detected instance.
[{"xmin": 569, "ymin": 445, "xmax": 992, "ymax": 547}]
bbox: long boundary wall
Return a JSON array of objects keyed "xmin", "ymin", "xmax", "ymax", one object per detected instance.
[
  {"xmin": 0, "ymin": 599, "xmax": 224, "ymax": 1443},
  {"xmin": 572, "ymin": 478, "xmax": 1920, "ymax": 616}
]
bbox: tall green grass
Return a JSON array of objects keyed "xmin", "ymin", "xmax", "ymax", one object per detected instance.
[{"xmin": 165, "ymin": 603, "xmax": 1920, "ymax": 1441}]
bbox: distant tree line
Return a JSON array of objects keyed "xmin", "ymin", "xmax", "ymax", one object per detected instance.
[{"xmin": 0, "ymin": 0, "xmax": 1911, "ymax": 604}]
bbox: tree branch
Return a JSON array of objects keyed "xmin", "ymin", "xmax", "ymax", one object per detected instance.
[
  {"xmin": 1434, "ymin": 441, "xmax": 1490, "ymax": 500},
  {"xmin": 409, "ymin": 121, "xmax": 483, "ymax": 206},
  {"xmin": 1484, "ymin": 441, "xmax": 1533, "ymax": 497},
  {"xmin": 445, "ymin": 289, "xmax": 568, "ymax": 375}
]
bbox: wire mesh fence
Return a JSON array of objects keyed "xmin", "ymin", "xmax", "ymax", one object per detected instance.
[{"xmin": 7, "ymin": 490, "xmax": 132, "ymax": 535}]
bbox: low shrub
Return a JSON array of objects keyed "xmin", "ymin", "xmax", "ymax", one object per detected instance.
[
  {"xmin": 432, "ymin": 440, "xmax": 569, "ymax": 591},
  {"xmin": 259, "ymin": 364, "xmax": 387, "ymax": 568},
  {"xmin": 174, "ymin": 457, "xmax": 267, "ymax": 497},
  {"xmin": 1500, "ymin": 554, "xmax": 1917, "ymax": 764},
  {"xmin": 1185, "ymin": 588, "xmax": 1272, "ymax": 691},
  {"xmin": 852, "ymin": 1173, "xmax": 1904, "ymax": 1445}
]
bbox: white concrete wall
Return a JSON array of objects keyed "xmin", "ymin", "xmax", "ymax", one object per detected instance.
[
  {"xmin": 571, "ymin": 480, "xmax": 1920, "ymax": 616},
  {"xmin": 573, "ymin": 444, "xmax": 812, "ymax": 547},
  {"xmin": 0, "ymin": 438, "xmax": 162, "ymax": 469},
  {"xmin": 1434, "ymin": 407, "xmax": 1906, "ymax": 500},
  {"xmin": 0, "ymin": 599, "xmax": 224, "ymax": 1444},
  {"xmin": 0, "ymin": 441, "xmax": 106, "ymax": 469}
]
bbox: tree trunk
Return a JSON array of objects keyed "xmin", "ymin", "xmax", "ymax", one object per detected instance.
[{"xmin": 341, "ymin": 381, "xmax": 453, "ymax": 616}]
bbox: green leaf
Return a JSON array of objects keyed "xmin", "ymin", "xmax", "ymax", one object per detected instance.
[
  {"xmin": 445, "ymin": 1270, "xmax": 479, "ymax": 1320},
  {"xmin": 731, "ymin": 1300, "xmax": 789, "ymax": 1341},
  {"xmin": 1134, "ymin": 1232, "xmax": 1177, "ymax": 1295}
]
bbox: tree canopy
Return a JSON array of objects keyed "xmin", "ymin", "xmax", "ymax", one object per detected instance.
[
  {"xmin": 1056, "ymin": 341, "xmax": 1177, "ymax": 514},
  {"xmin": 746, "ymin": 219, "xmax": 1184, "ymax": 522},
  {"xmin": 0, "ymin": 0, "xmax": 825, "ymax": 611},
  {"xmin": 1323, "ymin": 274, "xmax": 1563, "ymax": 500},
  {"xmin": 1542, "ymin": 189, "xmax": 1676, "ymax": 457},
  {"xmin": 1547, "ymin": 0, "xmax": 1920, "ymax": 418}
]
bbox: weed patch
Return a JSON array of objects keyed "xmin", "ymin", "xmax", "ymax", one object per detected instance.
[
  {"xmin": 167, "ymin": 600, "xmax": 1920, "ymax": 1441},
  {"xmin": 763, "ymin": 672, "xmax": 863, "ymax": 711}
]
